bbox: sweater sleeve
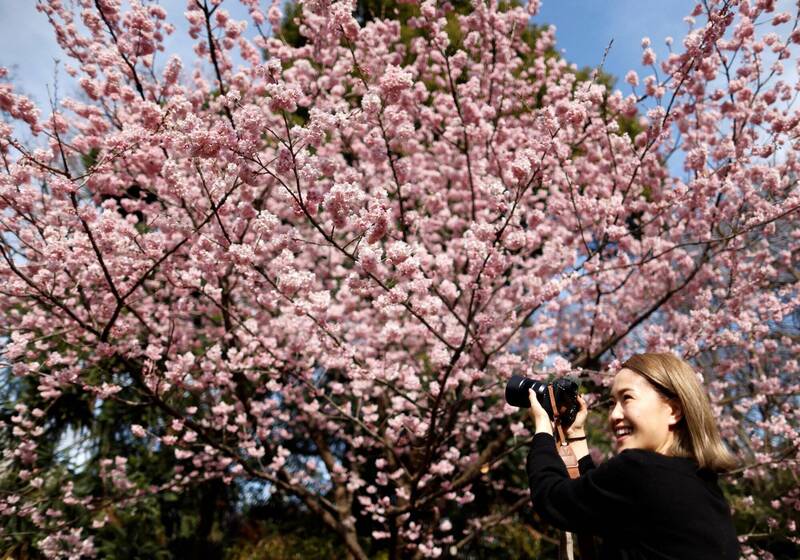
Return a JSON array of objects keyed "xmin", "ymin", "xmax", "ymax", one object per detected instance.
[
  {"xmin": 526, "ymin": 432, "xmax": 642, "ymax": 535},
  {"xmin": 578, "ymin": 454, "xmax": 595, "ymax": 475}
]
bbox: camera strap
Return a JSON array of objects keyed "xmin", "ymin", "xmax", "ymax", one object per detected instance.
[
  {"xmin": 547, "ymin": 385, "xmax": 580, "ymax": 477},
  {"xmin": 547, "ymin": 385, "xmax": 597, "ymax": 560}
]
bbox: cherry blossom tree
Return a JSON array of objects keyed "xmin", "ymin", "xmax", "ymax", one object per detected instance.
[{"xmin": 1, "ymin": 0, "xmax": 799, "ymax": 558}]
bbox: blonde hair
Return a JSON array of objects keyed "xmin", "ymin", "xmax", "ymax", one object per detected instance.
[{"xmin": 621, "ymin": 352, "xmax": 738, "ymax": 473}]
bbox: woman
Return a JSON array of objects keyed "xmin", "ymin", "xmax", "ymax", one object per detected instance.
[{"xmin": 526, "ymin": 352, "xmax": 740, "ymax": 559}]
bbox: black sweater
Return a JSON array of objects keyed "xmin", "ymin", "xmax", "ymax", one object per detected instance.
[{"xmin": 526, "ymin": 433, "xmax": 739, "ymax": 559}]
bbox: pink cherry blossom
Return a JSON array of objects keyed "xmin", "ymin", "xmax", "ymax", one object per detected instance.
[{"xmin": 1, "ymin": 0, "xmax": 799, "ymax": 558}]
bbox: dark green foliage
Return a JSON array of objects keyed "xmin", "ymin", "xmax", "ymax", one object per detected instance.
[
  {"xmin": 224, "ymin": 499, "xmax": 344, "ymax": 560},
  {"xmin": 0, "ymin": 347, "xmax": 237, "ymax": 558},
  {"xmin": 277, "ymin": 1, "xmax": 306, "ymax": 49},
  {"xmin": 81, "ymin": 147, "xmax": 100, "ymax": 173}
]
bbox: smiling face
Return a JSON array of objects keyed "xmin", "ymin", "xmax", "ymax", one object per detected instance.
[{"xmin": 609, "ymin": 368, "xmax": 683, "ymax": 455}]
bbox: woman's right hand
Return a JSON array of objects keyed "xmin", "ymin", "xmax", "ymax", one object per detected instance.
[{"xmin": 566, "ymin": 395, "xmax": 589, "ymax": 438}]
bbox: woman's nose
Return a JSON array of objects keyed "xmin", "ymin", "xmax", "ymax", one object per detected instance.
[{"xmin": 609, "ymin": 401, "xmax": 623, "ymax": 423}]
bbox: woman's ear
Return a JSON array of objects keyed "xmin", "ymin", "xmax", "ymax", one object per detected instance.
[{"xmin": 667, "ymin": 398, "xmax": 683, "ymax": 428}]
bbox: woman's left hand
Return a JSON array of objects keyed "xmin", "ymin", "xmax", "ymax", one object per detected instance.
[{"xmin": 527, "ymin": 388, "xmax": 553, "ymax": 435}]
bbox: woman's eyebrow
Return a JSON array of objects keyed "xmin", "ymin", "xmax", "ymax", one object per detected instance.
[{"xmin": 611, "ymin": 387, "xmax": 634, "ymax": 397}]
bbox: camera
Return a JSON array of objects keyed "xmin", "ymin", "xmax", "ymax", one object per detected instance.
[{"xmin": 505, "ymin": 375, "xmax": 580, "ymax": 428}]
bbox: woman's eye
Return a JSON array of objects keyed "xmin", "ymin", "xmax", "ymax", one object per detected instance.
[{"xmin": 623, "ymin": 395, "xmax": 632, "ymax": 401}]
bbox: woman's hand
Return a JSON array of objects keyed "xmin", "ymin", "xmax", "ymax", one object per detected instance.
[
  {"xmin": 566, "ymin": 395, "xmax": 589, "ymax": 438},
  {"xmin": 527, "ymin": 391, "xmax": 589, "ymax": 439},
  {"xmin": 527, "ymin": 388, "xmax": 553, "ymax": 436}
]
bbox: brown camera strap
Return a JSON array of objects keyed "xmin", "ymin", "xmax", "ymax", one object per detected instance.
[
  {"xmin": 547, "ymin": 385, "xmax": 580, "ymax": 478},
  {"xmin": 547, "ymin": 385, "xmax": 597, "ymax": 560}
]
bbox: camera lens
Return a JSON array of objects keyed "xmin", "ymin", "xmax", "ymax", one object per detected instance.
[
  {"xmin": 505, "ymin": 374, "xmax": 546, "ymax": 408},
  {"xmin": 505, "ymin": 375, "xmax": 580, "ymax": 429}
]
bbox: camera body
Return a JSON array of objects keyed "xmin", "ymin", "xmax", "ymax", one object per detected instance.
[{"xmin": 505, "ymin": 374, "xmax": 580, "ymax": 428}]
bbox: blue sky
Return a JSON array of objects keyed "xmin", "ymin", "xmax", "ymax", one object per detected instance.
[
  {"xmin": 0, "ymin": 0, "xmax": 696, "ymax": 111},
  {"xmin": 537, "ymin": 0, "xmax": 695, "ymax": 83}
]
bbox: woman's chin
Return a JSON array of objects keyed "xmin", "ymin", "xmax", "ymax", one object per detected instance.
[{"xmin": 615, "ymin": 434, "xmax": 634, "ymax": 451}]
